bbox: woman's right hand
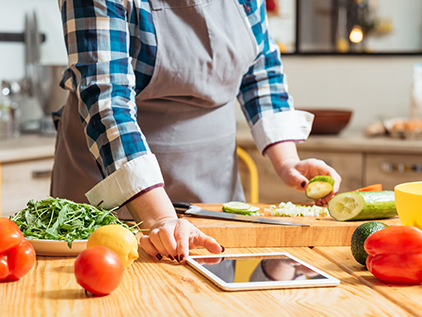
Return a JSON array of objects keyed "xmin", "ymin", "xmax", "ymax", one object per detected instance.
[{"xmin": 126, "ymin": 187, "xmax": 224, "ymax": 262}]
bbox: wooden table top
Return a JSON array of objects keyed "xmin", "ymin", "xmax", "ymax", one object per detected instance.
[{"xmin": 1, "ymin": 245, "xmax": 419, "ymax": 317}]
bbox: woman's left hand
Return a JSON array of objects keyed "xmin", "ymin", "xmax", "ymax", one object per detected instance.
[
  {"xmin": 265, "ymin": 142, "xmax": 342, "ymax": 206},
  {"xmin": 278, "ymin": 157, "xmax": 341, "ymax": 205}
]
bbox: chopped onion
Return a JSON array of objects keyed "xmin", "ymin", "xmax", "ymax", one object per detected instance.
[{"xmin": 264, "ymin": 202, "xmax": 327, "ymax": 217}]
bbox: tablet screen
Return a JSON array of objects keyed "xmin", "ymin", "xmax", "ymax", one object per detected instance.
[{"xmin": 187, "ymin": 252, "xmax": 340, "ymax": 291}]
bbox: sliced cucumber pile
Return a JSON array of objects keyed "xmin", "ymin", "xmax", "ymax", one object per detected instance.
[
  {"xmin": 222, "ymin": 201, "xmax": 260, "ymax": 215},
  {"xmin": 305, "ymin": 176, "xmax": 335, "ymax": 199},
  {"xmin": 328, "ymin": 191, "xmax": 397, "ymax": 221}
]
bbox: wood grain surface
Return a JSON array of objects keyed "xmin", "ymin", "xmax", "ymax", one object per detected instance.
[
  {"xmin": 314, "ymin": 247, "xmax": 422, "ymax": 317},
  {"xmin": 181, "ymin": 203, "xmax": 401, "ymax": 248},
  {"xmin": 0, "ymin": 247, "xmax": 414, "ymax": 317}
]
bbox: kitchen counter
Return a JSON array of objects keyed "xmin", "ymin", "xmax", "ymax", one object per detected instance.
[
  {"xmin": 0, "ymin": 134, "xmax": 55, "ymax": 164},
  {"xmin": 1, "ymin": 127, "xmax": 421, "ymax": 164},
  {"xmin": 0, "ymin": 245, "xmax": 419, "ymax": 317},
  {"xmin": 236, "ymin": 124, "xmax": 422, "ymax": 154},
  {"xmin": 2, "ymin": 126, "xmax": 422, "ymax": 164}
]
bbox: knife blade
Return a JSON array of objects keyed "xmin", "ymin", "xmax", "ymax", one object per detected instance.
[{"xmin": 173, "ymin": 202, "xmax": 309, "ymax": 227}]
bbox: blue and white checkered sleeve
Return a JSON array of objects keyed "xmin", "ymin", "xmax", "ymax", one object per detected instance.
[
  {"xmin": 237, "ymin": 0, "xmax": 314, "ymax": 154},
  {"xmin": 59, "ymin": 0, "xmax": 164, "ymax": 208}
]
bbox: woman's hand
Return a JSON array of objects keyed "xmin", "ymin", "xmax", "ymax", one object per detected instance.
[
  {"xmin": 126, "ymin": 187, "xmax": 224, "ymax": 262},
  {"xmin": 139, "ymin": 217, "xmax": 223, "ymax": 262},
  {"xmin": 265, "ymin": 142, "xmax": 342, "ymax": 206},
  {"xmin": 277, "ymin": 157, "xmax": 341, "ymax": 205}
]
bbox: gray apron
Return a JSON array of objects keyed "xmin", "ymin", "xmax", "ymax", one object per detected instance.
[{"xmin": 51, "ymin": 0, "xmax": 258, "ymax": 218}]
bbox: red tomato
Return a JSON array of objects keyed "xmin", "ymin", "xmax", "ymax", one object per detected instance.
[
  {"xmin": 74, "ymin": 246, "xmax": 124, "ymax": 296},
  {"xmin": 0, "ymin": 254, "xmax": 9, "ymax": 280}
]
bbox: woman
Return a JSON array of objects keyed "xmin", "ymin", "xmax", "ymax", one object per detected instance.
[{"xmin": 52, "ymin": 0, "xmax": 341, "ymax": 263}]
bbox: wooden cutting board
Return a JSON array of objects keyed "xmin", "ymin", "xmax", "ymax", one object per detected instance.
[{"xmin": 180, "ymin": 203, "xmax": 402, "ymax": 248}]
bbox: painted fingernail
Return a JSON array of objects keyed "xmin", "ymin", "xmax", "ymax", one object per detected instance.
[
  {"xmin": 168, "ymin": 255, "xmax": 174, "ymax": 261},
  {"xmin": 301, "ymin": 181, "xmax": 306, "ymax": 188},
  {"xmin": 179, "ymin": 254, "xmax": 185, "ymax": 262},
  {"xmin": 220, "ymin": 245, "xmax": 225, "ymax": 253},
  {"xmin": 175, "ymin": 255, "xmax": 179, "ymax": 262},
  {"xmin": 156, "ymin": 254, "xmax": 163, "ymax": 261}
]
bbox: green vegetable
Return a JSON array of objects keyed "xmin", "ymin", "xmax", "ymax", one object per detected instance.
[
  {"xmin": 328, "ymin": 191, "xmax": 397, "ymax": 221},
  {"xmin": 351, "ymin": 221, "xmax": 389, "ymax": 266},
  {"xmin": 305, "ymin": 176, "xmax": 335, "ymax": 199},
  {"xmin": 222, "ymin": 201, "xmax": 260, "ymax": 215},
  {"xmin": 10, "ymin": 197, "xmax": 139, "ymax": 248}
]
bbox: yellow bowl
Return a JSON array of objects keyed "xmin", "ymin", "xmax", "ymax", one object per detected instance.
[{"xmin": 394, "ymin": 181, "xmax": 422, "ymax": 229}]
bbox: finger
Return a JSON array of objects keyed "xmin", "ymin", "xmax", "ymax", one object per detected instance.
[
  {"xmin": 148, "ymin": 228, "xmax": 168, "ymax": 257},
  {"xmin": 192, "ymin": 229, "xmax": 223, "ymax": 254},
  {"xmin": 157, "ymin": 225, "xmax": 178, "ymax": 261},
  {"xmin": 285, "ymin": 168, "xmax": 309, "ymax": 192},
  {"xmin": 174, "ymin": 219, "xmax": 191, "ymax": 262},
  {"xmin": 139, "ymin": 235, "xmax": 163, "ymax": 260}
]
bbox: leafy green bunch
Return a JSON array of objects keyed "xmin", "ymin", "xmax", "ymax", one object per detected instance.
[{"xmin": 10, "ymin": 197, "xmax": 139, "ymax": 248}]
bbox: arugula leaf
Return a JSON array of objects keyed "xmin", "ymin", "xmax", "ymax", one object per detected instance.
[{"xmin": 10, "ymin": 197, "xmax": 142, "ymax": 248}]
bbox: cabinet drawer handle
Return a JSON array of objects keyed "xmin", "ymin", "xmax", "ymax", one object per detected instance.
[
  {"xmin": 32, "ymin": 170, "xmax": 52, "ymax": 179},
  {"xmin": 381, "ymin": 162, "xmax": 422, "ymax": 173}
]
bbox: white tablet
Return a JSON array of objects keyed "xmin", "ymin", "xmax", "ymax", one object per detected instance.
[{"xmin": 187, "ymin": 252, "xmax": 340, "ymax": 291}]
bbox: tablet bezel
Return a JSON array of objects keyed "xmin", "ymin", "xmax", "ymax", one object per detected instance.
[{"xmin": 186, "ymin": 252, "xmax": 340, "ymax": 291}]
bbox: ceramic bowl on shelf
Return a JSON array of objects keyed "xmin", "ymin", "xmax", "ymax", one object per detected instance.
[
  {"xmin": 298, "ymin": 109, "xmax": 353, "ymax": 135},
  {"xmin": 394, "ymin": 181, "xmax": 422, "ymax": 230}
]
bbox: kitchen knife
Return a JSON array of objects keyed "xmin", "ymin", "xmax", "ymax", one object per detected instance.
[{"xmin": 173, "ymin": 202, "xmax": 309, "ymax": 227}]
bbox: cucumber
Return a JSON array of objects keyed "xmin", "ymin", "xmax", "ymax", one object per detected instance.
[
  {"xmin": 328, "ymin": 191, "xmax": 397, "ymax": 221},
  {"xmin": 305, "ymin": 176, "xmax": 335, "ymax": 199},
  {"xmin": 222, "ymin": 202, "xmax": 260, "ymax": 215}
]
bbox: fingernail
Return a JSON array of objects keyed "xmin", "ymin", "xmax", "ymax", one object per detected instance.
[
  {"xmin": 175, "ymin": 255, "xmax": 179, "ymax": 262},
  {"xmin": 156, "ymin": 254, "xmax": 163, "ymax": 261},
  {"xmin": 301, "ymin": 181, "xmax": 306, "ymax": 188},
  {"xmin": 168, "ymin": 255, "xmax": 174, "ymax": 261},
  {"xmin": 179, "ymin": 254, "xmax": 185, "ymax": 262},
  {"xmin": 220, "ymin": 245, "xmax": 225, "ymax": 253}
]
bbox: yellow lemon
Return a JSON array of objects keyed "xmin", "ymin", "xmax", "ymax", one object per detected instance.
[{"xmin": 87, "ymin": 224, "xmax": 139, "ymax": 268}]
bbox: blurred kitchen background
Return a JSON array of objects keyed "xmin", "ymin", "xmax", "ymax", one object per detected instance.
[
  {"xmin": 0, "ymin": 0, "xmax": 421, "ymax": 132},
  {"xmin": 1, "ymin": 0, "xmax": 422, "ymax": 216}
]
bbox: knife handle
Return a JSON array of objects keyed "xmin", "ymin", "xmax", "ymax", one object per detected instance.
[{"xmin": 172, "ymin": 201, "xmax": 193, "ymax": 214}]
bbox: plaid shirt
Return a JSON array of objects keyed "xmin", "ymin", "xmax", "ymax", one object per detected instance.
[{"xmin": 59, "ymin": 0, "xmax": 313, "ymax": 208}]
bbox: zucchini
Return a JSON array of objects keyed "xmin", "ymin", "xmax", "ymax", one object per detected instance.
[
  {"xmin": 305, "ymin": 176, "xmax": 335, "ymax": 199},
  {"xmin": 328, "ymin": 191, "xmax": 397, "ymax": 221}
]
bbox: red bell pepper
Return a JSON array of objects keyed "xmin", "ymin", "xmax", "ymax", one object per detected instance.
[
  {"xmin": 364, "ymin": 226, "xmax": 422, "ymax": 284},
  {"xmin": 0, "ymin": 218, "xmax": 36, "ymax": 281}
]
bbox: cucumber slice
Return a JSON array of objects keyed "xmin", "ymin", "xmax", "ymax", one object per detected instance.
[
  {"xmin": 222, "ymin": 201, "xmax": 251, "ymax": 211},
  {"xmin": 222, "ymin": 202, "xmax": 260, "ymax": 215},
  {"xmin": 328, "ymin": 191, "xmax": 397, "ymax": 221},
  {"xmin": 305, "ymin": 176, "xmax": 335, "ymax": 199}
]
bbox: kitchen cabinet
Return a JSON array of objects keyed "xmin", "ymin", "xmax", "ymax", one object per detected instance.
[
  {"xmin": 237, "ymin": 126, "xmax": 422, "ymax": 203},
  {"xmin": 1, "ymin": 158, "xmax": 54, "ymax": 217},
  {"xmin": 0, "ymin": 135, "xmax": 55, "ymax": 218}
]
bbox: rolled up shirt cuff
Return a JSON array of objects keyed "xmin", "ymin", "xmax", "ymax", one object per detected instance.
[
  {"xmin": 251, "ymin": 110, "xmax": 314, "ymax": 154},
  {"xmin": 85, "ymin": 153, "xmax": 164, "ymax": 209}
]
